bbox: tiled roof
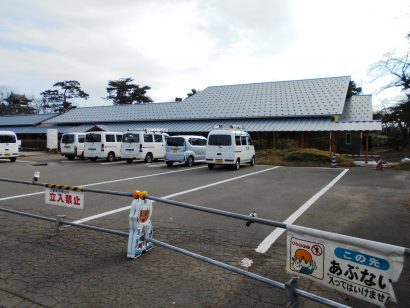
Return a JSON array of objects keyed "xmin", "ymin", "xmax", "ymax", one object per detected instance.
[
  {"xmin": 341, "ymin": 95, "xmax": 373, "ymax": 121},
  {"xmin": 44, "ymin": 76, "xmax": 351, "ymax": 124},
  {"xmin": 0, "ymin": 114, "xmax": 58, "ymax": 126}
]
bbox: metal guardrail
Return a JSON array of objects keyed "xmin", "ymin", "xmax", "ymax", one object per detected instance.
[
  {"xmin": 1, "ymin": 176, "xmax": 409, "ymax": 306},
  {"xmin": 0, "ymin": 206, "xmax": 348, "ymax": 308}
]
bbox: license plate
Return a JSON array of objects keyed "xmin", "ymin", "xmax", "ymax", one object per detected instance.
[
  {"xmin": 215, "ymin": 159, "xmax": 223, "ymax": 164},
  {"xmin": 64, "ymin": 146, "xmax": 70, "ymax": 148},
  {"xmin": 4, "ymin": 154, "xmax": 10, "ymax": 157},
  {"xmin": 89, "ymin": 148, "xmax": 96, "ymax": 151},
  {"xmin": 172, "ymin": 149, "xmax": 178, "ymax": 154}
]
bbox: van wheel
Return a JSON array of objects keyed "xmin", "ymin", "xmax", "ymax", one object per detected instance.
[
  {"xmin": 145, "ymin": 153, "xmax": 153, "ymax": 163},
  {"xmin": 185, "ymin": 156, "xmax": 194, "ymax": 167},
  {"xmin": 250, "ymin": 155, "xmax": 256, "ymax": 166},
  {"xmin": 90, "ymin": 157, "xmax": 97, "ymax": 162},
  {"xmin": 234, "ymin": 159, "xmax": 240, "ymax": 170},
  {"xmin": 10, "ymin": 157, "xmax": 17, "ymax": 162},
  {"xmin": 80, "ymin": 152, "xmax": 85, "ymax": 160},
  {"xmin": 126, "ymin": 159, "xmax": 133, "ymax": 164},
  {"xmin": 166, "ymin": 161, "xmax": 173, "ymax": 167},
  {"xmin": 67, "ymin": 155, "xmax": 75, "ymax": 160},
  {"xmin": 107, "ymin": 152, "xmax": 115, "ymax": 162},
  {"xmin": 207, "ymin": 164, "xmax": 214, "ymax": 169}
]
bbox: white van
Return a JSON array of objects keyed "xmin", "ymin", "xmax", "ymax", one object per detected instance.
[
  {"xmin": 60, "ymin": 133, "xmax": 86, "ymax": 160},
  {"xmin": 84, "ymin": 132, "xmax": 123, "ymax": 162},
  {"xmin": 165, "ymin": 135, "xmax": 207, "ymax": 167},
  {"xmin": 206, "ymin": 125, "xmax": 255, "ymax": 170},
  {"xmin": 0, "ymin": 131, "xmax": 19, "ymax": 162},
  {"xmin": 121, "ymin": 129, "xmax": 168, "ymax": 163}
]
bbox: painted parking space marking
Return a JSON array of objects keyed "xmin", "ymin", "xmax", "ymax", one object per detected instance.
[
  {"xmin": 0, "ymin": 166, "xmax": 206, "ymax": 202},
  {"xmin": 0, "ymin": 191, "xmax": 45, "ymax": 201},
  {"xmin": 72, "ymin": 166, "xmax": 280, "ymax": 224},
  {"xmin": 255, "ymin": 168, "xmax": 349, "ymax": 254},
  {"xmin": 100, "ymin": 161, "xmax": 127, "ymax": 165},
  {"xmin": 16, "ymin": 160, "xmax": 37, "ymax": 164}
]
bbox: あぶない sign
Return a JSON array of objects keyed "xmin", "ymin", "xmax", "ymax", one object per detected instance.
[{"xmin": 286, "ymin": 225, "xmax": 404, "ymax": 306}]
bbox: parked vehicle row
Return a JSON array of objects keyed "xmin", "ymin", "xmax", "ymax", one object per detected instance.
[{"xmin": 59, "ymin": 125, "xmax": 256, "ymax": 170}]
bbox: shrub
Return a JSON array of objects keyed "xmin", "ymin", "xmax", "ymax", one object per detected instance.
[{"xmin": 256, "ymin": 148, "xmax": 354, "ymax": 167}]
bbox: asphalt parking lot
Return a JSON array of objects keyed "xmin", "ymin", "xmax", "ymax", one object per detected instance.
[{"xmin": 0, "ymin": 154, "xmax": 409, "ymax": 307}]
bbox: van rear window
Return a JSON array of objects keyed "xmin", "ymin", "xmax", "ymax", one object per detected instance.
[
  {"xmin": 61, "ymin": 134, "xmax": 75, "ymax": 144},
  {"xmin": 0, "ymin": 135, "xmax": 16, "ymax": 143},
  {"xmin": 166, "ymin": 137, "xmax": 184, "ymax": 147},
  {"xmin": 208, "ymin": 135, "xmax": 231, "ymax": 146},
  {"xmin": 85, "ymin": 133, "xmax": 101, "ymax": 142},
  {"xmin": 123, "ymin": 133, "xmax": 139, "ymax": 143}
]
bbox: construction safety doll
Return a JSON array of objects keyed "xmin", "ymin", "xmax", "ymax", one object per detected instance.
[{"xmin": 127, "ymin": 192, "xmax": 153, "ymax": 259}]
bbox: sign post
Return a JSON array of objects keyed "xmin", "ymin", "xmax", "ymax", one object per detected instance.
[
  {"xmin": 45, "ymin": 185, "xmax": 84, "ymax": 209},
  {"xmin": 286, "ymin": 225, "xmax": 404, "ymax": 306}
]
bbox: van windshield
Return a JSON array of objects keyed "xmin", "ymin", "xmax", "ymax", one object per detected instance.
[
  {"xmin": 123, "ymin": 133, "xmax": 140, "ymax": 143},
  {"xmin": 208, "ymin": 135, "xmax": 231, "ymax": 146},
  {"xmin": 0, "ymin": 135, "xmax": 16, "ymax": 143},
  {"xmin": 61, "ymin": 134, "xmax": 75, "ymax": 144},
  {"xmin": 166, "ymin": 137, "xmax": 185, "ymax": 147},
  {"xmin": 85, "ymin": 133, "xmax": 101, "ymax": 143}
]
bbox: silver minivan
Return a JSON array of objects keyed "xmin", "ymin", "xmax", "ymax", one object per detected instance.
[{"xmin": 165, "ymin": 135, "xmax": 207, "ymax": 167}]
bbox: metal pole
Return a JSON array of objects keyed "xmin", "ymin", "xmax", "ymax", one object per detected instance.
[
  {"xmin": 0, "ymin": 206, "xmax": 349, "ymax": 307},
  {"xmin": 148, "ymin": 238, "xmax": 350, "ymax": 308},
  {"xmin": 1, "ymin": 178, "xmax": 409, "ymax": 255},
  {"xmin": 146, "ymin": 195, "xmax": 287, "ymax": 229}
]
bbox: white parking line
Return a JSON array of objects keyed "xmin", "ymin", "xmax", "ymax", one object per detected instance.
[
  {"xmin": 0, "ymin": 166, "xmax": 206, "ymax": 202},
  {"xmin": 72, "ymin": 166, "xmax": 280, "ymax": 224},
  {"xmin": 0, "ymin": 191, "xmax": 45, "ymax": 201},
  {"xmin": 255, "ymin": 168, "xmax": 349, "ymax": 253},
  {"xmin": 16, "ymin": 160, "xmax": 37, "ymax": 164},
  {"xmin": 100, "ymin": 161, "xmax": 127, "ymax": 165}
]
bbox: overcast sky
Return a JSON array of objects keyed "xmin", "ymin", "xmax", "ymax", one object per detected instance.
[{"xmin": 0, "ymin": 0, "xmax": 409, "ymax": 110}]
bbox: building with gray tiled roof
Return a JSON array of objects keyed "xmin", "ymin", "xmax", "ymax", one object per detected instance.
[
  {"xmin": 0, "ymin": 113, "xmax": 58, "ymax": 149},
  {"xmin": 3, "ymin": 76, "xmax": 380, "ymax": 154},
  {"xmin": 41, "ymin": 76, "xmax": 380, "ymax": 155}
]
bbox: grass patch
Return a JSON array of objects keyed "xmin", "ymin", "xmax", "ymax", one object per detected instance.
[{"xmin": 256, "ymin": 148, "xmax": 354, "ymax": 167}]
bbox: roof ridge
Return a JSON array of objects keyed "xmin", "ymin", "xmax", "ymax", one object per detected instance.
[{"xmin": 204, "ymin": 75, "xmax": 351, "ymax": 89}]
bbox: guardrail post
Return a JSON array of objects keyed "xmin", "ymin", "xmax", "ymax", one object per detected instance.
[
  {"xmin": 285, "ymin": 277, "xmax": 298, "ymax": 308},
  {"xmin": 55, "ymin": 215, "xmax": 66, "ymax": 235}
]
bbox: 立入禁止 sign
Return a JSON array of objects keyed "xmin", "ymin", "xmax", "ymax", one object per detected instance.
[
  {"xmin": 286, "ymin": 225, "xmax": 404, "ymax": 306},
  {"xmin": 45, "ymin": 187, "xmax": 84, "ymax": 209}
]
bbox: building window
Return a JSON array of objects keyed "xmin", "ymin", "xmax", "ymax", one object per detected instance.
[{"xmin": 345, "ymin": 132, "xmax": 351, "ymax": 145}]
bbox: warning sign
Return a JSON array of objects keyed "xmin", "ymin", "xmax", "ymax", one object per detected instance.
[
  {"xmin": 45, "ymin": 187, "xmax": 84, "ymax": 209},
  {"xmin": 286, "ymin": 225, "xmax": 404, "ymax": 306},
  {"xmin": 288, "ymin": 237, "xmax": 325, "ymax": 280}
]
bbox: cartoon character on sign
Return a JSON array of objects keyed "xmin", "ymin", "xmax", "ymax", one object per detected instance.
[
  {"xmin": 127, "ymin": 198, "xmax": 153, "ymax": 259},
  {"xmin": 291, "ymin": 249, "xmax": 317, "ymax": 275}
]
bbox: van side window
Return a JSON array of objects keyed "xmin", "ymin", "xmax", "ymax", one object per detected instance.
[
  {"xmin": 190, "ymin": 138, "xmax": 206, "ymax": 146},
  {"xmin": 106, "ymin": 134, "xmax": 115, "ymax": 142},
  {"xmin": 235, "ymin": 136, "xmax": 241, "ymax": 146},
  {"xmin": 154, "ymin": 134, "xmax": 163, "ymax": 142},
  {"xmin": 144, "ymin": 134, "xmax": 153, "ymax": 142},
  {"xmin": 247, "ymin": 136, "xmax": 253, "ymax": 145},
  {"xmin": 78, "ymin": 135, "xmax": 85, "ymax": 143},
  {"xmin": 116, "ymin": 135, "xmax": 122, "ymax": 142},
  {"xmin": 196, "ymin": 138, "xmax": 207, "ymax": 146},
  {"xmin": 241, "ymin": 136, "xmax": 247, "ymax": 145}
]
